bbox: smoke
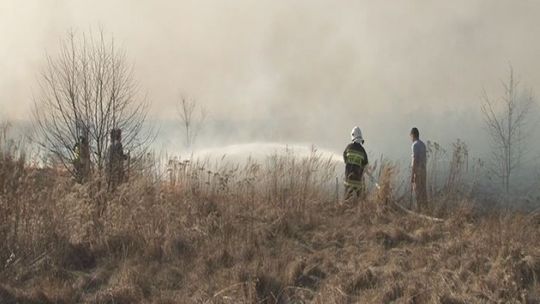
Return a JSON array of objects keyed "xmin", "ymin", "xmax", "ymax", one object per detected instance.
[{"xmin": 1, "ymin": 0, "xmax": 540, "ymax": 163}]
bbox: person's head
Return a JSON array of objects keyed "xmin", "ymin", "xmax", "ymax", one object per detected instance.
[
  {"xmin": 79, "ymin": 135, "xmax": 88, "ymax": 145},
  {"xmin": 410, "ymin": 127, "xmax": 419, "ymax": 141},
  {"xmin": 351, "ymin": 126, "xmax": 364, "ymax": 144}
]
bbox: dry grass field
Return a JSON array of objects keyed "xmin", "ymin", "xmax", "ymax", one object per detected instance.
[{"xmin": 0, "ymin": 147, "xmax": 539, "ymax": 303}]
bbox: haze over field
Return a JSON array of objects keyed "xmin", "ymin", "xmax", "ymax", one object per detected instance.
[
  {"xmin": 4, "ymin": 2, "xmax": 540, "ymax": 303},
  {"xmin": 1, "ymin": 0, "xmax": 540, "ymax": 161}
]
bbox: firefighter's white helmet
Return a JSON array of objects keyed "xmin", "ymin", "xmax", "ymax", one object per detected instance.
[{"xmin": 351, "ymin": 126, "xmax": 363, "ymax": 143}]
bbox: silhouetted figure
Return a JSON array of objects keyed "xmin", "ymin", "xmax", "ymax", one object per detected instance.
[
  {"xmin": 410, "ymin": 127, "xmax": 427, "ymax": 210},
  {"xmin": 73, "ymin": 134, "xmax": 90, "ymax": 183},
  {"xmin": 344, "ymin": 126, "xmax": 369, "ymax": 202},
  {"xmin": 107, "ymin": 128, "xmax": 127, "ymax": 191}
]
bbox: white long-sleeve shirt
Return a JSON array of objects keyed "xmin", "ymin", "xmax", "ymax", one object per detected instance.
[{"xmin": 411, "ymin": 139, "xmax": 427, "ymax": 169}]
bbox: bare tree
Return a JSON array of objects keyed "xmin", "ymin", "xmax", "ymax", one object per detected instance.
[
  {"xmin": 33, "ymin": 30, "xmax": 150, "ymax": 179},
  {"xmin": 177, "ymin": 96, "xmax": 206, "ymax": 148},
  {"xmin": 481, "ymin": 66, "xmax": 535, "ymax": 193}
]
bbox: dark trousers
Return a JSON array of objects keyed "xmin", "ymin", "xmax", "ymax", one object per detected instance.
[
  {"xmin": 344, "ymin": 182, "xmax": 365, "ymax": 202},
  {"xmin": 413, "ymin": 170, "xmax": 427, "ymax": 210}
]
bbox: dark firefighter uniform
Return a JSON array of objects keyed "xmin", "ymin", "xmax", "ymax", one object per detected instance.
[
  {"xmin": 73, "ymin": 135, "xmax": 90, "ymax": 183},
  {"xmin": 343, "ymin": 142, "xmax": 368, "ymax": 200},
  {"xmin": 106, "ymin": 129, "xmax": 128, "ymax": 191}
]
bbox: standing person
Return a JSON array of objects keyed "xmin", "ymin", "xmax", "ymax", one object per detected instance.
[
  {"xmin": 410, "ymin": 127, "xmax": 427, "ymax": 210},
  {"xmin": 107, "ymin": 128, "xmax": 127, "ymax": 191},
  {"xmin": 343, "ymin": 126, "xmax": 369, "ymax": 201},
  {"xmin": 73, "ymin": 134, "xmax": 90, "ymax": 183},
  {"xmin": 73, "ymin": 140, "xmax": 82, "ymax": 181}
]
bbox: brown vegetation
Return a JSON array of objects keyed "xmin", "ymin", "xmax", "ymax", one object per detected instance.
[{"xmin": 0, "ymin": 147, "xmax": 539, "ymax": 303}]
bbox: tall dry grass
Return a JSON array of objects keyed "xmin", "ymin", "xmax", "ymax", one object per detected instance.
[{"xmin": 0, "ymin": 140, "xmax": 539, "ymax": 303}]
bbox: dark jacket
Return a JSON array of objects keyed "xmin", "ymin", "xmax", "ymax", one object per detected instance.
[
  {"xmin": 343, "ymin": 142, "xmax": 368, "ymax": 182},
  {"xmin": 107, "ymin": 141, "xmax": 127, "ymax": 182}
]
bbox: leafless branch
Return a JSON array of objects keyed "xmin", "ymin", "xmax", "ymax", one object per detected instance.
[
  {"xmin": 32, "ymin": 29, "xmax": 151, "ymax": 179},
  {"xmin": 177, "ymin": 96, "xmax": 207, "ymax": 149},
  {"xmin": 480, "ymin": 66, "xmax": 536, "ymax": 193}
]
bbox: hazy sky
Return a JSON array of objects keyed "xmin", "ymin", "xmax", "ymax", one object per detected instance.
[{"xmin": 2, "ymin": 0, "xmax": 540, "ymax": 159}]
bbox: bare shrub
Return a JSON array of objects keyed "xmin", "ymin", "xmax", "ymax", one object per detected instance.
[
  {"xmin": 32, "ymin": 30, "xmax": 150, "ymax": 180},
  {"xmin": 177, "ymin": 96, "xmax": 207, "ymax": 149},
  {"xmin": 481, "ymin": 66, "xmax": 536, "ymax": 193}
]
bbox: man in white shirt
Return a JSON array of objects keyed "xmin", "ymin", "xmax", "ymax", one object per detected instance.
[{"xmin": 410, "ymin": 127, "xmax": 427, "ymax": 210}]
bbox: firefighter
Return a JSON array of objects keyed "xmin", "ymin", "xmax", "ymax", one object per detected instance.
[
  {"xmin": 410, "ymin": 127, "xmax": 427, "ymax": 210},
  {"xmin": 73, "ymin": 135, "xmax": 90, "ymax": 183},
  {"xmin": 106, "ymin": 128, "xmax": 127, "ymax": 191},
  {"xmin": 343, "ymin": 126, "xmax": 369, "ymax": 201}
]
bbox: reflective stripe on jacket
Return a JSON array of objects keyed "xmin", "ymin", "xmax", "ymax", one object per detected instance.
[
  {"xmin": 343, "ymin": 142, "xmax": 368, "ymax": 185},
  {"xmin": 345, "ymin": 149, "xmax": 366, "ymax": 166}
]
